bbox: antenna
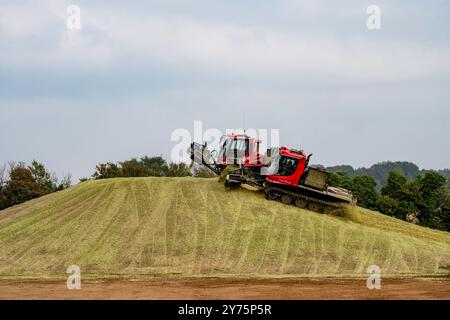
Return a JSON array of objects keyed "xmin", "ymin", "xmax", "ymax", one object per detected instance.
[{"xmin": 243, "ymin": 111, "xmax": 246, "ymax": 134}]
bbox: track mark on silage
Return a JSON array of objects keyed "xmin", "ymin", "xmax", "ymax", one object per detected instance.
[
  {"xmin": 81, "ymin": 180, "xmax": 131, "ymax": 267},
  {"xmin": 178, "ymin": 180, "xmax": 201, "ymax": 274},
  {"xmin": 333, "ymin": 227, "xmax": 349, "ymax": 273},
  {"xmin": 2, "ymin": 177, "xmax": 450, "ymax": 279},
  {"xmin": 221, "ymin": 188, "xmax": 247, "ymax": 271},
  {"xmin": 256, "ymin": 206, "xmax": 278, "ymax": 274},
  {"xmin": 0, "ymin": 184, "xmax": 109, "ymax": 273},
  {"xmin": 26, "ymin": 182, "xmax": 115, "ymax": 270},
  {"xmin": 208, "ymin": 184, "xmax": 228, "ymax": 272},
  {"xmin": 277, "ymin": 210, "xmax": 292, "ymax": 274}
]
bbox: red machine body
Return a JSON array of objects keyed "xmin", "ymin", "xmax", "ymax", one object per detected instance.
[
  {"xmin": 217, "ymin": 133, "xmax": 264, "ymax": 167},
  {"xmin": 217, "ymin": 135, "xmax": 311, "ymax": 189},
  {"xmin": 188, "ymin": 133, "xmax": 355, "ymax": 211},
  {"xmin": 265, "ymin": 146, "xmax": 308, "ymax": 187}
]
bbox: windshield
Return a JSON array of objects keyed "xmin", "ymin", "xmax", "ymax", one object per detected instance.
[
  {"xmin": 225, "ymin": 138, "xmax": 247, "ymax": 159},
  {"xmin": 277, "ymin": 156, "xmax": 299, "ymax": 176}
]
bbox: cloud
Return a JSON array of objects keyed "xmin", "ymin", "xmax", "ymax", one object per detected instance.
[
  {"xmin": 1, "ymin": 2, "xmax": 449, "ymax": 83},
  {"xmin": 0, "ymin": 0, "xmax": 449, "ymax": 176}
]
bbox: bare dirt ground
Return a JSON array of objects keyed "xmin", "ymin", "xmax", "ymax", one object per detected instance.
[{"xmin": 0, "ymin": 278, "xmax": 449, "ymax": 300}]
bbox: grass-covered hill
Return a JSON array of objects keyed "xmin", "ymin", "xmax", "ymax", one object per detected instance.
[{"xmin": 0, "ymin": 177, "xmax": 449, "ymax": 280}]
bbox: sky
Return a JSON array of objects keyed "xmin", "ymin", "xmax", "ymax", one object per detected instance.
[{"xmin": 0, "ymin": 0, "xmax": 449, "ymax": 181}]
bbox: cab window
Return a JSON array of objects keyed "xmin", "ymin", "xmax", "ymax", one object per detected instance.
[{"xmin": 277, "ymin": 156, "xmax": 299, "ymax": 176}]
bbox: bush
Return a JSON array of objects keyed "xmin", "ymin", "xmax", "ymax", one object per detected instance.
[
  {"xmin": 121, "ymin": 161, "xmax": 151, "ymax": 177},
  {"xmin": 378, "ymin": 195, "xmax": 399, "ymax": 217},
  {"xmin": 91, "ymin": 156, "xmax": 192, "ymax": 179},
  {"xmin": 165, "ymin": 163, "xmax": 191, "ymax": 177}
]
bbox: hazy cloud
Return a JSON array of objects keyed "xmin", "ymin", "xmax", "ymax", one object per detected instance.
[{"xmin": 0, "ymin": 0, "xmax": 449, "ymax": 179}]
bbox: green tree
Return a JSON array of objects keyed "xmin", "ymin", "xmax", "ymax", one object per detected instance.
[
  {"xmin": 28, "ymin": 160, "xmax": 57, "ymax": 192},
  {"xmin": 416, "ymin": 171, "xmax": 447, "ymax": 227},
  {"xmin": 437, "ymin": 189, "xmax": 450, "ymax": 231},
  {"xmin": 2, "ymin": 164, "xmax": 47, "ymax": 208},
  {"xmin": 92, "ymin": 163, "xmax": 122, "ymax": 179},
  {"xmin": 91, "ymin": 157, "xmax": 193, "ymax": 179},
  {"xmin": 140, "ymin": 156, "xmax": 168, "ymax": 176},
  {"xmin": 381, "ymin": 171, "xmax": 408, "ymax": 200},
  {"xmin": 0, "ymin": 161, "xmax": 71, "ymax": 211},
  {"xmin": 120, "ymin": 160, "xmax": 151, "ymax": 177},
  {"xmin": 327, "ymin": 172, "xmax": 354, "ymax": 191},
  {"xmin": 419, "ymin": 171, "xmax": 446, "ymax": 199},
  {"xmin": 379, "ymin": 171, "xmax": 417, "ymax": 220},
  {"xmin": 352, "ymin": 175, "xmax": 379, "ymax": 209},
  {"xmin": 325, "ymin": 161, "xmax": 426, "ymax": 191},
  {"xmin": 0, "ymin": 194, "xmax": 7, "ymax": 210},
  {"xmin": 378, "ymin": 195, "xmax": 400, "ymax": 217}
]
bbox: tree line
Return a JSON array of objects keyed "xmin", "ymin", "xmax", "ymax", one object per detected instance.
[
  {"xmin": 328, "ymin": 170, "xmax": 450, "ymax": 232},
  {"xmin": 322, "ymin": 161, "xmax": 450, "ymax": 190},
  {"xmin": 0, "ymin": 156, "xmax": 214, "ymax": 212},
  {"xmin": 85, "ymin": 156, "xmax": 214, "ymax": 180},
  {"xmin": 0, "ymin": 161, "xmax": 71, "ymax": 211}
]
